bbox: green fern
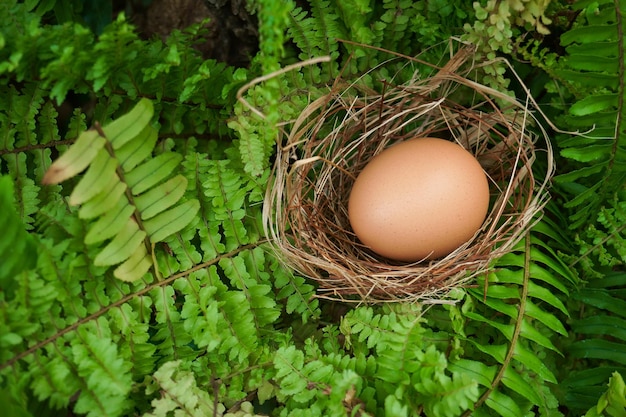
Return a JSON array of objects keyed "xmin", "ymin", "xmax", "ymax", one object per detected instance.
[
  {"xmin": 583, "ymin": 372, "xmax": 626, "ymax": 417},
  {"xmin": 449, "ymin": 219, "xmax": 576, "ymax": 417},
  {"xmin": 0, "ymin": 176, "xmax": 37, "ymax": 297},
  {"xmin": 42, "ymin": 98, "xmax": 199, "ymax": 281},
  {"xmin": 552, "ymin": 0, "xmax": 626, "ymax": 229},
  {"xmin": 0, "ymin": 1, "xmax": 612, "ymax": 416}
]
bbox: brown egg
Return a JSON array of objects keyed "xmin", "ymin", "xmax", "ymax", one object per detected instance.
[{"xmin": 348, "ymin": 137, "xmax": 490, "ymax": 262}]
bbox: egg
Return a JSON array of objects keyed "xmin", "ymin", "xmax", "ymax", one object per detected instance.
[{"xmin": 348, "ymin": 137, "xmax": 490, "ymax": 262}]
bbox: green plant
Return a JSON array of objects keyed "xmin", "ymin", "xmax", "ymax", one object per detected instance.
[
  {"xmin": 516, "ymin": 0, "xmax": 626, "ymax": 412},
  {"xmin": 0, "ymin": 0, "xmax": 624, "ymax": 416}
]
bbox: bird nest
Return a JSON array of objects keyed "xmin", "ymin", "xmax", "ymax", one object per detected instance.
[{"xmin": 259, "ymin": 43, "xmax": 554, "ymax": 303}]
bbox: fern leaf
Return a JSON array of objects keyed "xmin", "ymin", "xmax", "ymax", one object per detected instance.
[
  {"xmin": 86, "ymin": 14, "xmax": 142, "ymax": 94},
  {"xmin": 562, "ymin": 367, "xmax": 626, "ymax": 412},
  {"xmin": 569, "ymin": 340, "xmax": 626, "ymax": 365},
  {"xmin": 0, "ymin": 176, "xmax": 37, "ymax": 293},
  {"xmin": 125, "ymin": 152, "xmax": 183, "ymax": 195},
  {"xmin": 574, "ymin": 288, "xmax": 626, "ymax": 318},
  {"xmin": 143, "ymin": 199, "xmax": 200, "ymax": 243},
  {"xmin": 413, "ymin": 346, "xmax": 480, "ymax": 417},
  {"xmin": 150, "ymin": 285, "xmax": 195, "ymax": 362},
  {"xmin": 449, "ymin": 359, "xmax": 497, "ymax": 389},
  {"xmin": 94, "ymin": 218, "xmax": 146, "ymax": 266},
  {"xmin": 4, "ymin": 152, "xmax": 41, "ymax": 229},
  {"xmin": 554, "ymin": 0, "xmax": 626, "ymax": 228},
  {"xmin": 29, "ymin": 347, "xmax": 82, "ymax": 410},
  {"xmin": 287, "ymin": 0, "xmax": 343, "ymax": 63},
  {"xmin": 584, "ymin": 372, "xmax": 626, "ymax": 417},
  {"xmin": 484, "ymin": 389, "xmax": 525, "ymax": 417},
  {"xmin": 108, "ymin": 300, "xmax": 157, "ymax": 378},
  {"xmin": 143, "ymin": 360, "xmax": 224, "ymax": 417},
  {"xmin": 41, "ymin": 130, "xmax": 106, "ymax": 185},
  {"xmin": 572, "ymin": 315, "xmax": 626, "ymax": 342},
  {"xmin": 43, "ymin": 99, "xmax": 199, "ymax": 281},
  {"xmin": 273, "ymin": 260, "xmax": 320, "ymax": 323},
  {"xmin": 79, "ymin": 180, "xmax": 127, "ymax": 219},
  {"xmin": 69, "ymin": 148, "xmax": 119, "ymax": 206},
  {"xmin": 180, "ymin": 152, "xmax": 225, "ymax": 260},
  {"xmin": 178, "ymin": 270, "xmax": 222, "ymax": 352},
  {"xmin": 71, "ymin": 322, "xmax": 134, "ymax": 417}
]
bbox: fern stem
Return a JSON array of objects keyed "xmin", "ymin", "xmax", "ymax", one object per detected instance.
[
  {"xmin": 464, "ymin": 232, "xmax": 531, "ymax": 415},
  {"xmin": 0, "ymin": 138, "xmax": 75, "ymax": 156},
  {"xmin": 0, "ymin": 241, "xmax": 266, "ymax": 372}
]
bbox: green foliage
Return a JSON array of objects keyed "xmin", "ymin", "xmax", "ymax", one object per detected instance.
[
  {"xmin": 463, "ymin": 0, "xmax": 557, "ymax": 90},
  {"xmin": 550, "ymin": 0, "xmax": 626, "ymax": 230},
  {"xmin": 584, "ymin": 372, "xmax": 626, "ymax": 417},
  {"xmin": 0, "ymin": 176, "xmax": 38, "ymax": 293},
  {"xmin": 450, "ymin": 222, "xmax": 575, "ymax": 417},
  {"xmin": 42, "ymin": 99, "xmax": 199, "ymax": 281},
  {"xmin": 518, "ymin": 0, "xmax": 626, "ymax": 412},
  {"xmin": 0, "ymin": 0, "xmax": 624, "ymax": 416}
]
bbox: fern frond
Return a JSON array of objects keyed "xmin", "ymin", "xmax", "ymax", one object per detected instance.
[
  {"xmin": 288, "ymin": 0, "xmax": 343, "ymax": 65},
  {"xmin": 455, "ymin": 227, "xmax": 574, "ymax": 415},
  {"xmin": 272, "ymin": 260, "xmax": 320, "ymax": 324},
  {"xmin": 0, "ymin": 176, "xmax": 37, "ymax": 296},
  {"xmin": 583, "ymin": 371, "xmax": 626, "ymax": 417},
  {"xmin": 554, "ymin": 0, "xmax": 626, "ymax": 229},
  {"xmin": 143, "ymin": 360, "xmax": 224, "ymax": 417},
  {"xmin": 339, "ymin": 304, "xmax": 480, "ymax": 416},
  {"xmin": 563, "ymin": 273, "xmax": 626, "ymax": 411},
  {"xmin": 70, "ymin": 322, "xmax": 134, "ymax": 417},
  {"xmin": 43, "ymin": 99, "xmax": 199, "ymax": 281}
]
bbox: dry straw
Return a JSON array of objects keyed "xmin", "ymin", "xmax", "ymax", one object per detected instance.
[{"xmin": 256, "ymin": 41, "xmax": 554, "ymax": 303}]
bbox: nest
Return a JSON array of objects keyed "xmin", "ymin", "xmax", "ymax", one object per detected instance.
[{"xmin": 261, "ymin": 43, "xmax": 554, "ymax": 303}]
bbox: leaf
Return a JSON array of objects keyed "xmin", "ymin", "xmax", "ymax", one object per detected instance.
[
  {"xmin": 574, "ymin": 289, "xmax": 626, "ymax": 318},
  {"xmin": 569, "ymin": 339, "xmax": 626, "ymax": 365},
  {"xmin": 115, "ymin": 123, "xmax": 158, "ymax": 172},
  {"xmin": 485, "ymin": 389, "xmax": 525, "ymax": 417},
  {"xmin": 571, "ymin": 315, "xmax": 626, "ymax": 341},
  {"xmin": 502, "ymin": 367, "xmax": 543, "ymax": 405},
  {"xmin": 554, "ymin": 69, "xmax": 618, "ymax": 88},
  {"xmin": 71, "ymin": 325, "xmax": 133, "ymax": 417},
  {"xmin": 449, "ymin": 359, "xmax": 496, "ymax": 388},
  {"xmin": 113, "ymin": 244, "xmax": 151, "ymax": 282},
  {"xmin": 585, "ymin": 372, "xmax": 626, "ymax": 417},
  {"xmin": 143, "ymin": 360, "xmax": 222, "ymax": 417},
  {"xmin": 554, "ymin": 164, "xmax": 605, "ymax": 184},
  {"xmin": 94, "ymin": 218, "xmax": 146, "ymax": 266},
  {"xmin": 68, "ymin": 148, "xmax": 119, "ymax": 206},
  {"xmin": 134, "ymin": 175, "xmax": 188, "ymax": 220},
  {"xmin": 473, "ymin": 342, "xmax": 506, "ymax": 363},
  {"xmin": 0, "ymin": 388, "xmax": 32, "ymax": 417},
  {"xmin": 565, "ymin": 54, "xmax": 619, "ymax": 72},
  {"xmin": 560, "ymin": 24, "xmax": 618, "ymax": 46},
  {"xmin": 565, "ymin": 40, "xmax": 617, "ymax": 57},
  {"xmin": 0, "ymin": 176, "xmax": 38, "ymax": 293},
  {"xmin": 143, "ymin": 199, "xmax": 200, "ymax": 243},
  {"xmin": 125, "ymin": 152, "xmax": 183, "ymax": 195},
  {"xmin": 569, "ymin": 94, "xmax": 619, "ymax": 116},
  {"xmin": 102, "ymin": 98, "xmax": 154, "ymax": 149},
  {"xmin": 85, "ymin": 200, "xmax": 135, "ymax": 244},
  {"xmin": 79, "ymin": 180, "xmax": 127, "ymax": 219},
  {"xmin": 513, "ymin": 342, "xmax": 557, "ymax": 383},
  {"xmin": 525, "ymin": 300, "xmax": 568, "ymax": 336},
  {"xmin": 561, "ymin": 144, "xmax": 612, "ymax": 163},
  {"xmin": 41, "ymin": 129, "xmax": 106, "ymax": 185}
]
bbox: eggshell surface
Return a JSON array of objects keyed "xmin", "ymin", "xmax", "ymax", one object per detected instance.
[{"xmin": 348, "ymin": 137, "xmax": 490, "ymax": 262}]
